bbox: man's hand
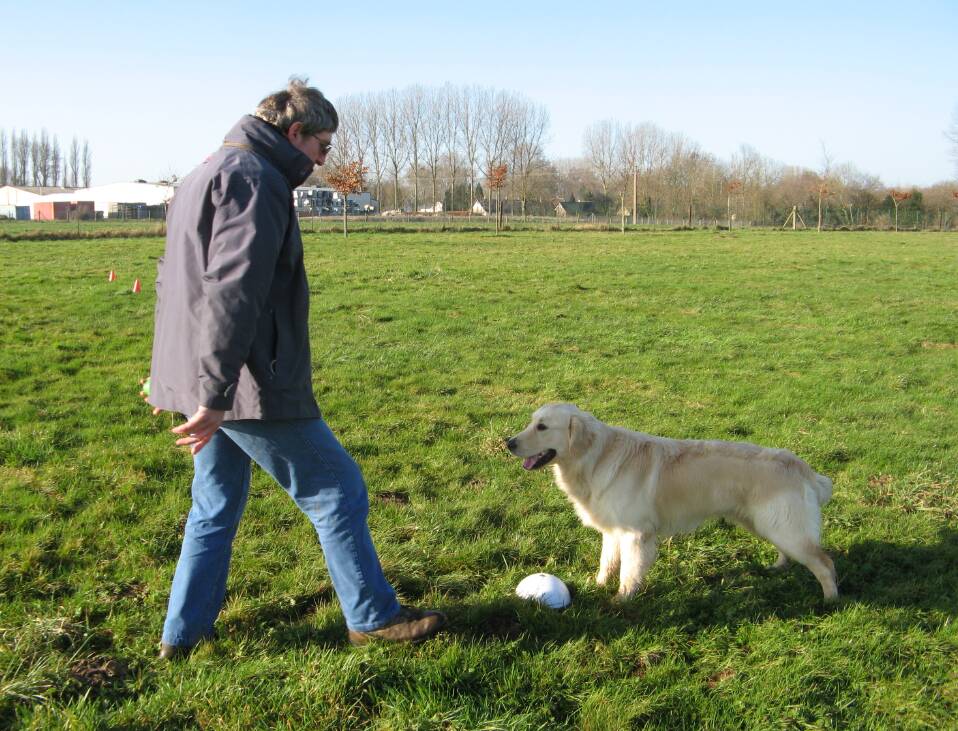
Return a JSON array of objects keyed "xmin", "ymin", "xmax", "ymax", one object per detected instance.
[
  {"xmin": 171, "ymin": 406, "xmax": 226, "ymax": 455},
  {"xmin": 139, "ymin": 377, "xmax": 162, "ymax": 416}
]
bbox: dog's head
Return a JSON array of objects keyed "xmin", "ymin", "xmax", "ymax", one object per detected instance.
[{"xmin": 505, "ymin": 403, "xmax": 595, "ymax": 470}]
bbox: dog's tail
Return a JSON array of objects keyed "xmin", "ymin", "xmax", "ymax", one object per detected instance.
[{"xmin": 812, "ymin": 473, "xmax": 833, "ymax": 506}]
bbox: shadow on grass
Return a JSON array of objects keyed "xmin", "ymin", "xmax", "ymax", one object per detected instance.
[
  {"xmin": 191, "ymin": 528, "xmax": 958, "ymax": 654},
  {"xmin": 836, "ymin": 525, "xmax": 958, "ymax": 615},
  {"xmin": 439, "ymin": 526, "xmax": 958, "ymax": 650}
]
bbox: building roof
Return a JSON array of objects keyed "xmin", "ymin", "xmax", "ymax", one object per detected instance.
[
  {"xmin": 555, "ymin": 200, "xmax": 596, "ymax": 215},
  {"xmin": 2, "ymin": 182, "xmax": 176, "ymax": 208},
  {"xmin": 16, "ymin": 185, "xmax": 80, "ymax": 195}
]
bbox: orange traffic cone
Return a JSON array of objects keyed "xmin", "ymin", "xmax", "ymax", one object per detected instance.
[
  {"xmin": 132, "ymin": 279, "xmax": 142, "ymax": 294},
  {"xmin": 108, "ymin": 270, "xmax": 116, "ymax": 282}
]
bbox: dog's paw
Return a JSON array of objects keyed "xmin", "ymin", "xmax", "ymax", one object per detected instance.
[
  {"xmin": 595, "ymin": 572, "xmax": 612, "ymax": 587},
  {"xmin": 613, "ymin": 587, "xmax": 639, "ymax": 603}
]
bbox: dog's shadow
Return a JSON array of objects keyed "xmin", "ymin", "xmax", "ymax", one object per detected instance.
[{"xmin": 447, "ymin": 525, "xmax": 958, "ymax": 650}]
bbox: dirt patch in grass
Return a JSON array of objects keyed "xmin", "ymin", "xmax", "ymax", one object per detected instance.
[{"xmin": 69, "ymin": 656, "xmax": 128, "ymax": 692}]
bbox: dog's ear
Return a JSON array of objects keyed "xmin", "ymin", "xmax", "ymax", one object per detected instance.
[{"xmin": 568, "ymin": 413, "xmax": 594, "ymax": 457}]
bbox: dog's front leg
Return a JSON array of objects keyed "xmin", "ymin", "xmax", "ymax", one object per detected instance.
[
  {"xmin": 616, "ymin": 532, "xmax": 658, "ymax": 600},
  {"xmin": 596, "ymin": 531, "xmax": 621, "ymax": 586}
]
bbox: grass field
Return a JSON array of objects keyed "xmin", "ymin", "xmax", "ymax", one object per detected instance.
[{"xmin": 1, "ymin": 229, "xmax": 956, "ymax": 729}]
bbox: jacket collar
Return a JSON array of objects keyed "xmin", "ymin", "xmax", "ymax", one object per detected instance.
[{"xmin": 223, "ymin": 115, "xmax": 315, "ymax": 188}]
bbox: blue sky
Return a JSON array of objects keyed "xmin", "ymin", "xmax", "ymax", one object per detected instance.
[{"xmin": 4, "ymin": 0, "xmax": 955, "ymax": 187}]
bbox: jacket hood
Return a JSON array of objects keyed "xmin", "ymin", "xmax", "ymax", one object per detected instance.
[{"xmin": 223, "ymin": 115, "xmax": 315, "ymax": 188}]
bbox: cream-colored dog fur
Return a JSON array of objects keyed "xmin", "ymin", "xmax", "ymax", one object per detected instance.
[{"xmin": 506, "ymin": 403, "xmax": 837, "ymax": 601}]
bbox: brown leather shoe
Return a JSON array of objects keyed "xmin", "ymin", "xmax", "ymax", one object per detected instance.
[
  {"xmin": 158, "ymin": 642, "xmax": 193, "ymax": 660},
  {"xmin": 348, "ymin": 605, "xmax": 447, "ymax": 646}
]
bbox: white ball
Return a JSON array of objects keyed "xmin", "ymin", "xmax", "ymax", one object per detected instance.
[{"xmin": 515, "ymin": 573, "xmax": 571, "ymax": 609}]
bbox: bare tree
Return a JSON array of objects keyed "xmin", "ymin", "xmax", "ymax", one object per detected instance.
[
  {"xmin": 668, "ymin": 134, "xmax": 708, "ymax": 226},
  {"xmin": 726, "ymin": 179, "xmax": 742, "ymax": 230},
  {"xmin": 329, "ymin": 94, "xmax": 357, "ymax": 170},
  {"xmin": 38, "ymin": 130, "xmax": 53, "ymax": 186},
  {"xmin": 69, "ymin": 136, "xmax": 80, "ymax": 188},
  {"xmin": 510, "ymin": 96, "xmax": 549, "ymax": 219},
  {"xmin": 403, "ymin": 85, "xmax": 425, "ymax": 213},
  {"xmin": 30, "ymin": 133, "xmax": 41, "ymax": 186},
  {"xmin": 479, "ymin": 90, "xmax": 515, "ymax": 212},
  {"xmin": 441, "ymin": 85, "xmax": 461, "ymax": 212},
  {"xmin": 17, "ymin": 131, "xmax": 30, "ymax": 186},
  {"xmin": 361, "ymin": 93, "xmax": 386, "ymax": 211},
  {"xmin": 583, "ymin": 120, "xmax": 618, "ymax": 196},
  {"xmin": 458, "ymin": 85, "xmax": 483, "ymax": 215},
  {"xmin": 947, "ymin": 103, "xmax": 958, "ymax": 178},
  {"xmin": 81, "ymin": 140, "xmax": 92, "ymax": 187},
  {"xmin": 381, "ymin": 89, "xmax": 409, "ymax": 210},
  {"xmin": 0, "ymin": 129, "xmax": 7, "ymax": 186},
  {"xmin": 421, "ymin": 89, "xmax": 445, "ymax": 212},
  {"xmin": 10, "ymin": 131, "xmax": 18, "ymax": 185},
  {"xmin": 634, "ymin": 123, "xmax": 667, "ymax": 226},
  {"xmin": 50, "ymin": 135, "xmax": 61, "ymax": 187}
]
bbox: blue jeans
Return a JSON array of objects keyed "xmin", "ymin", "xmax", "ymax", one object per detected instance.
[{"xmin": 161, "ymin": 418, "xmax": 401, "ymax": 646}]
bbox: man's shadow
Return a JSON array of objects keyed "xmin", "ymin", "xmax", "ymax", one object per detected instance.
[{"xmin": 213, "ymin": 526, "xmax": 958, "ymax": 651}]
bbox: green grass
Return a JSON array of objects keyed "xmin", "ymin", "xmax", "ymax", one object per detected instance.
[{"xmin": 1, "ymin": 229, "xmax": 956, "ymax": 729}]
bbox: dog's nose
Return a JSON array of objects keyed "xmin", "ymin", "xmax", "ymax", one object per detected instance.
[{"xmin": 505, "ymin": 437, "xmax": 517, "ymax": 452}]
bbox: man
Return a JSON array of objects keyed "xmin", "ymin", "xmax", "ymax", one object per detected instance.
[{"xmin": 146, "ymin": 79, "xmax": 445, "ymax": 659}]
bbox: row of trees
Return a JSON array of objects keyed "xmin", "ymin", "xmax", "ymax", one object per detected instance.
[
  {"xmin": 312, "ymin": 84, "xmax": 549, "ymax": 216},
  {"xmin": 0, "ymin": 129, "xmax": 92, "ymax": 188},
  {"xmin": 314, "ymin": 85, "xmax": 956, "ymax": 229},
  {"xmin": 578, "ymin": 120, "xmax": 958, "ymax": 229}
]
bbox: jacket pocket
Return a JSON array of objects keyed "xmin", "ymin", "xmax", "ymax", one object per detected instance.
[
  {"xmin": 269, "ymin": 309, "xmax": 279, "ymax": 377},
  {"xmin": 247, "ymin": 308, "xmax": 278, "ymax": 383}
]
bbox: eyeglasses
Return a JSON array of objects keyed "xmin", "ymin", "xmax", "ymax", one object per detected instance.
[{"xmin": 310, "ymin": 134, "xmax": 333, "ymax": 154}]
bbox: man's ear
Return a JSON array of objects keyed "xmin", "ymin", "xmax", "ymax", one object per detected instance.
[
  {"xmin": 286, "ymin": 121, "xmax": 304, "ymax": 142},
  {"xmin": 567, "ymin": 414, "xmax": 593, "ymax": 457}
]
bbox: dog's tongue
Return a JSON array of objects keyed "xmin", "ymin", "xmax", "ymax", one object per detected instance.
[{"xmin": 522, "ymin": 455, "xmax": 539, "ymax": 470}]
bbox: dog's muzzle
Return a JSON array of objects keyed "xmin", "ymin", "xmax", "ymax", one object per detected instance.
[{"xmin": 505, "ymin": 438, "xmax": 557, "ymax": 470}]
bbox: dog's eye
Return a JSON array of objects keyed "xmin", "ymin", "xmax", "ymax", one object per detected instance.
[{"xmin": 536, "ymin": 423, "xmax": 548, "ymax": 431}]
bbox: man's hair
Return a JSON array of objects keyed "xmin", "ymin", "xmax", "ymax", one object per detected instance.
[{"xmin": 254, "ymin": 77, "xmax": 338, "ymax": 135}]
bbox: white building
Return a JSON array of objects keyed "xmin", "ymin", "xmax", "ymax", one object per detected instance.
[
  {"xmin": 0, "ymin": 185, "xmax": 44, "ymax": 206},
  {"xmin": 71, "ymin": 182, "xmax": 176, "ymax": 218},
  {"xmin": 2, "ymin": 182, "xmax": 176, "ymax": 219},
  {"xmin": 472, "ymin": 200, "xmax": 488, "ymax": 216},
  {"xmin": 418, "ymin": 201, "xmax": 444, "ymax": 214}
]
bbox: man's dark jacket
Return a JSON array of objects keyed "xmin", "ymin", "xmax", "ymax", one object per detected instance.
[{"xmin": 148, "ymin": 115, "xmax": 320, "ymax": 420}]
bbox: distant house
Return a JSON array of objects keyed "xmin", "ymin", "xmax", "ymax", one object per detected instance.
[
  {"xmin": 34, "ymin": 200, "xmax": 96, "ymax": 221},
  {"xmin": 295, "ymin": 186, "xmax": 377, "ymax": 215},
  {"xmin": 554, "ymin": 199, "xmax": 596, "ymax": 218},
  {"xmin": 334, "ymin": 190, "xmax": 376, "ymax": 213},
  {"xmin": 294, "ymin": 186, "xmax": 335, "ymax": 214},
  {"xmin": 471, "ymin": 200, "xmax": 488, "ymax": 216},
  {"xmin": 418, "ymin": 201, "xmax": 443, "ymax": 214}
]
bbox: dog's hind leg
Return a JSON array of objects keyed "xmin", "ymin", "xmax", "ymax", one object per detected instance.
[
  {"xmin": 596, "ymin": 531, "xmax": 621, "ymax": 586},
  {"xmin": 771, "ymin": 551, "xmax": 789, "ymax": 570},
  {"xmin": 616, "ymin": 532, "xmax": 658, "ymax": 600},
  {"xmin": 780, "ymin": 541, "xmax": 837, "ymax": 601},
  {"xmin": 754, "ymin": 513, "xmax": 837, "ymax": 600}
]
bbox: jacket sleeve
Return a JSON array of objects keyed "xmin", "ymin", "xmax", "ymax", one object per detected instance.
[{"xmin": 196, "ymin": 168, "xmax": 289, "ymax": 410}]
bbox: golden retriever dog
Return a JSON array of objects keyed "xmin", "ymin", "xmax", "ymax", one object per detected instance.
[{"xmin": 506, "ymin": 403, "xmax": 837, "ymax": 601}]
